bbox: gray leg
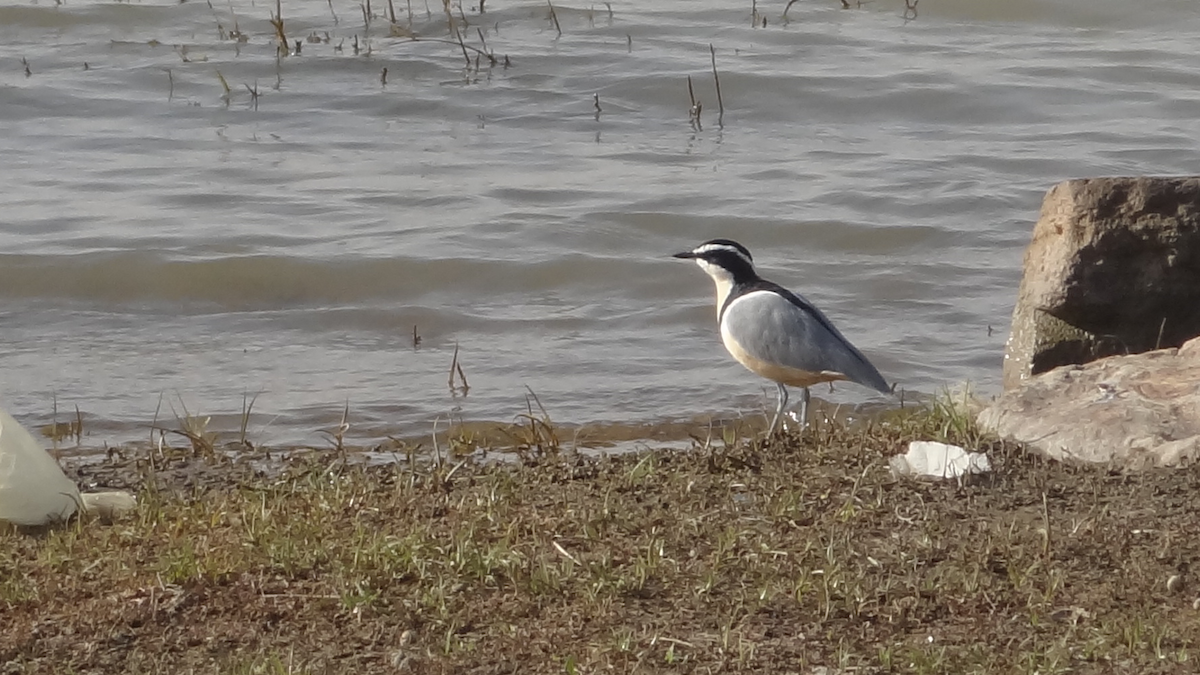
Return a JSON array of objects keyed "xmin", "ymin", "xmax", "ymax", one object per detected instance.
[
  {"xmin": 798, "ymin": 387, "xmax": 811, "ymax": 430},
  {"xmin": 768, "ymin": 382, "xmax": 788, "ymax": 436}
]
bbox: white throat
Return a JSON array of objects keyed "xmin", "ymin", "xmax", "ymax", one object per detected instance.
[{"xmin": 695, "ymin": 258, "xmax": 735, "ymax": 319}]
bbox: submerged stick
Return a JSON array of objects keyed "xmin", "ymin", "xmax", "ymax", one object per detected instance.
[
  {"xmin": 449, "ymin": 343, "xmax": 470, "ymax": 394},
  {"xmin": 783, "ymin": 0, "xmax": 804, "ymax": 21},
  {"xmin": 270, "ymin": 0, "xmax": 287, "ymax": 54},
  {"xmin": 244, "ymin": 81, "xmax": 260, "ymax": 110},
  {"xmin": 215, "ymin": 70, "xmax": 232, "ymax": 103},
  {"xmin": 687, "ymin": 75, "xmax": 702, "ymax": 129},
  {"xmin": 477, "ymin": 27, "xmax": 490, "ymax": 56},
  {"xmin": 547, "ymin": 0, "xmax": 562, "ymax": 36},
  {"xmin": 453, "ymin": 23, "xmax": 471, "ymax": 65},
  {"xmin": 710, "ymin": 44, "xmax": 724, "ymax": 126},
  {"xmin": 409, "ymin": 36, "xmax": 497, "ymax": 64},
  {"xmin": 456, "ymin": 359, "xmax": 469, "ymax": 393}
]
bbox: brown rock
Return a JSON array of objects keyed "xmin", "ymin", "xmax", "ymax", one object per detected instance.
[
  {"xmin": 1003, "ymin": 177, "xmax": 1200, "ymax": 390},
  {"xmin": 979, "ymin": 337, "xmax": 1200, "ymax": 470}
]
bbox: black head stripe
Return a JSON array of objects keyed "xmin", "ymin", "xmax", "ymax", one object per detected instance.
[
  {"xmin": 694, "ymin": 238, "xmax": 752, "ymax": 263},
  {"xmin": 690, "ymin": 239, "xmax": 758, "ymax": 283}
]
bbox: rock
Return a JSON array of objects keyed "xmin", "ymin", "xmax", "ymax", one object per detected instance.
[
  {"xmin": 0, "ymin": 404, "xmax": 82, "ymax": 526},
  {"xmin": 979, "ymin": 337, "xmax": 1200, "ymax": 470},
  {"xmin": 1168, "ymin": 575, "xmax": 1185, "ymax": 594},
  {"xmin": 1003, "ymin": 177, "xmax": 1200, "ymax": 390}
]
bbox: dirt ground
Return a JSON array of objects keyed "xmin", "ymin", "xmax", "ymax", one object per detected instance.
[{"xmin": 3, "ymin": 410, "xmax": 1199, "ymax": 674}]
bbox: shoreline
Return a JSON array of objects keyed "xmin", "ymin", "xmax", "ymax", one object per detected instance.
[{"xmin": 36, "ymin": 389, "xmax": 928, "ymax": 471}]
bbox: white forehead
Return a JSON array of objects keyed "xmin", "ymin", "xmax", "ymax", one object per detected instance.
[{"xmin": 693, "ymin": 243, "xmax": 752, "ymax": 266}]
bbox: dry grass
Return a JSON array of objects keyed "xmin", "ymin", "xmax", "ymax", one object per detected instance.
[{"xmin": 3, "ymin": 403, "xmax": 1200, "ymax": 673}]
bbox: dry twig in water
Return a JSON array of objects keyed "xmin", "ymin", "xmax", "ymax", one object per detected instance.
[
  {"xmin": 449, "ymin": 343, "xmax": 470, "ymax": 395},
  {"xmin": 409, "ymin": 36, "xmax": 497, "ymax": 64},
  {"xmin": 476, "ymin": 27, "xmax": 490, "ymax": 56},
  {"xmin": 453, "ymin": 23, "xmax": 471, "ymax": 65},
  {"xmin": 783, "ymin": 0, "xmax": 808, "ymax": 22},
  {"xmin": 687, "ymin": 75, "xmax": 702, "ymax": 130},
  {"xmin": 269, "ymin": 0, "xmax": 287, "ymax": 56},
  {"xmin": 244, "ymin": 81, "xmax": 260, "ymax": 109},
  {"xmin": 710, "ymin": 44, "xmax": 724, "ymax": 126},
  {"xmin": 215, "ymin": 70, "xmax": 232, "ymax": 103},
  {"xmin": 547, "ymin": 0, "xmax": 562, "ymax": 37}
]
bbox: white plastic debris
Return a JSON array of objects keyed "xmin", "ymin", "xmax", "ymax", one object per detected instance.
[
  {"xmin": 1, "ymin": 404, "xmax": 137, "ymax": 527},
  {"xmin": 80, "ymin": 491, "xmax": 139, "ymax": 523},
  {"xmin": 889, "ymin": 441, "xmax": 991, "ymax": 480},
  {"xmin": 0, "ymin": 404, "xmax": 82, "ymax": 526}
]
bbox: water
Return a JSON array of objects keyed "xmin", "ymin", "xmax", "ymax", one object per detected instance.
[{"xmin": 2, "ymin": 0, "xmax": 1198, "ymax": 447}]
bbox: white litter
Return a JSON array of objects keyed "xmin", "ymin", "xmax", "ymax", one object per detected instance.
[
  {"xmin": 0, "ymin": 404, "xmax": 82, "ymax": 526},
  {"xmin": 890, "ymin": 441, "xmax": 991, "ymax": 480},
  {"xmin": 1, "ymin": 404, "xmax": 137, "ymax": 527}
]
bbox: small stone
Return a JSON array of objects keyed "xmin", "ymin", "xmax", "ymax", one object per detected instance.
[
  {"xmin": 1192, "ymin": 597, "xmax": 1200, "ymax": 610},
  {"xmin": 1168, "ymin": 575, "xmax": 1185, "ymax": 594}
]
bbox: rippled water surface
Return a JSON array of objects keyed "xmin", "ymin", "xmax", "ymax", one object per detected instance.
[{"xmin": 2, "ymin": 0, "xmax": 1199, "ymax": 446}]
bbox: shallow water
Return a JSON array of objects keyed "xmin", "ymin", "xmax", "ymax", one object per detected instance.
[{"xmin": 2, "ymin": 0, "xmax": 1199, "ymax": 447}]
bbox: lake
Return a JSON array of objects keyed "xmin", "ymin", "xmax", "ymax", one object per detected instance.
[{"xmin": 2, "ymin": 0, "xmax": 1198, "ymax": 447}]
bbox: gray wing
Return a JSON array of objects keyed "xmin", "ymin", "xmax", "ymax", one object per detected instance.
[{"xmin": 721, "ymin": 288, "xmax": 890, "ymax": 392}]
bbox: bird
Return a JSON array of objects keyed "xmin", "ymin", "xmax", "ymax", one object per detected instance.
[{"xmin": 673, "ymin": 238, "xmax": 890, "ymax": 436}]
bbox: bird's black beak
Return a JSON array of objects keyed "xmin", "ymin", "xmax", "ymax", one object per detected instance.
[{"xmin": 672, "ymin": 250, "xmax": 696, "ymax": 259}]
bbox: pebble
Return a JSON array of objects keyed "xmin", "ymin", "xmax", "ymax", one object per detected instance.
[{"xmin": 1167, "ymin": 574, "xmax": 1184, "ymax": 594}]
